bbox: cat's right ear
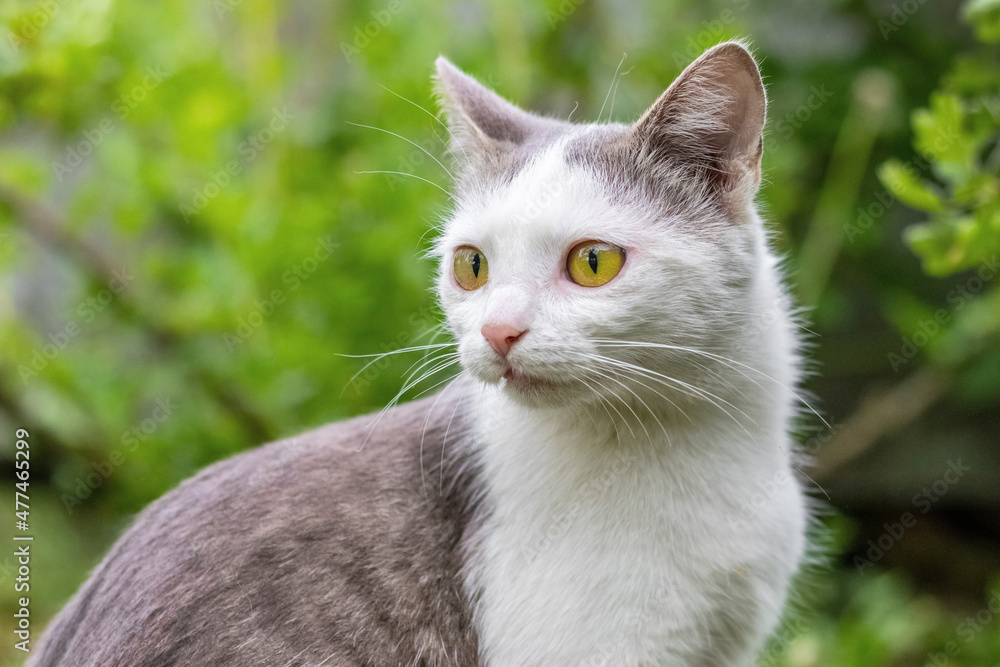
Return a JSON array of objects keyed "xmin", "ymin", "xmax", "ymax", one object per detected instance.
[
  {"xmin": 434, "ymin": 57, "xmax": 558, "ymax": 172},
  {"xmin": 632, "ymin": 41, "xmax": 767, "ymax": 209}
]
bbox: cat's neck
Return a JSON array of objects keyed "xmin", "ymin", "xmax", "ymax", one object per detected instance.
[
  {"xmin": 460, "ymin": 381, "xmax": 798, "ymax": 665},
  {"xmin": 464, "ymin": 373, "xmax": 795, "ymax": 557}
]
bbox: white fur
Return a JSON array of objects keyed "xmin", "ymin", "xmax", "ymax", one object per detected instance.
[{"xmin": 436, "ymin": 135, "xmax": 807, "ymax": 665}]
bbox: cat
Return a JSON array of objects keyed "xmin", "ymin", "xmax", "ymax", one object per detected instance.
[{"xmin": 32, "ymin": 40, "xmax": 809, "ymax": 667}]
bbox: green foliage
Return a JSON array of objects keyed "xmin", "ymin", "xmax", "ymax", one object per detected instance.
[
  {"xmin": 0, "ymin": 0, "xmax": 996, "ymax": 665},
  {"xmin": 875, "ymin": 0, "xmax": 1000, "ymax": 409},
  {"xmin": 965, "ymin": 0, "xmax": 1000, "ymax": 42},
  {"xmin": 880, "ymin": 6, "xmax": 1000, "ymax": 277},
  {"xmin": 760, "ymin": 572, "xmax": 1000, "ymax": 667}
]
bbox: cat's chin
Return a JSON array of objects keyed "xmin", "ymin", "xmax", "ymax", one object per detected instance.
[
  {"xmin": 490, "ymin": 368, "xmax": 586, "ymax": 409},
  {"xmin": 502, "ymin": 368, "xmax": 555, "ymax": 392}
]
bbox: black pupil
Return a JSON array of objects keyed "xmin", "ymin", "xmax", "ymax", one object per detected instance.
[
  {"xmin": 471, "ymin": 253, "xmax": 480, "ymax": 277},
  {"xmin": 588, "ymin": 249, "xmax": 598, "ymax": 274}
]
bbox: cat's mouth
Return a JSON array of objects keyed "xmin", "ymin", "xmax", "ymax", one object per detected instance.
[
  {"xmin": 503, "ymin": 368, "xmax": 524, "ymax": 382},
  {"xmin": 502, "ymin": 367, "xmax": 558, "ymax": 392}
]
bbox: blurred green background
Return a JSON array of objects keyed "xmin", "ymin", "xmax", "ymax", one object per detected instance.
[{"xmin": 1, "ymin": 0, "xmax": 999, "ymax": 664}]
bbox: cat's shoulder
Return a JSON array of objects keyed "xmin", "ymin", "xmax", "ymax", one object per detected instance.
[
  {"xmin": 128, "ymin": 390, "xmax": 470, "ymax": 531},
  {"xmin": 31, "ymin": 391, "xmax": 479, "ymax": 667}
]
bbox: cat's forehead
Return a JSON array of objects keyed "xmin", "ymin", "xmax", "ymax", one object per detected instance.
[{"xmin": 443, "ymin": 132, "xmax": 644, "ymax": 253}]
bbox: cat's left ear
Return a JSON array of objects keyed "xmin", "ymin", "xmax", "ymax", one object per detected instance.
[
  {"xmin": 633, "ymin": 41, "xmax": 766, "ymax": 208},
  {"xmin": 435, "ymin": 57, "xmax": 563, "ymax": 174}
]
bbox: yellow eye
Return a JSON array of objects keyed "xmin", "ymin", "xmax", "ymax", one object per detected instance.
[
  {"xmin": 453, "ymin": 246, "xmax": 489, "ymax": 291},
  {"xmin": 567, "ymin": 241, "xmax": 625, "ymax": 287}
]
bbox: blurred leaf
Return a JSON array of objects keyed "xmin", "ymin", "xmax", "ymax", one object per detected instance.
[
  {"xmin": 878, "ymin": 159, "xmax": 944, "ymax": 213},
  {"xmin": 965, "ymin": 0, "xmax": 1000, "ymax": 41}
]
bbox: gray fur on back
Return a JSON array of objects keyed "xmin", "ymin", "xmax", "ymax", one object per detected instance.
[{"xmin": 31, "ymin": 393, "xmax": 482, "ymax": 667}]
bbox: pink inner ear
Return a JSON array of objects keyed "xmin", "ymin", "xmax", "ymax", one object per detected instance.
[
  {"xmin": 435, "ymin": 56, "xmax": 536, "ymax": 145},
  {"xmin": 631, "ymin": 42, "xmax": 766, "ymax": 196},
  {"xmin": 434, "ymin": 56, "xmax": 571, "ymax": 168}
]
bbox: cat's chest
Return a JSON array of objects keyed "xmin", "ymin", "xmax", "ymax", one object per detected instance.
[
  {"xmin": 472, "ymin": 491, "xmax": 686, "ymax": 666},
  {"xmin": 463, "ymin": 419, "xmax": 754, "ymax": 666}
]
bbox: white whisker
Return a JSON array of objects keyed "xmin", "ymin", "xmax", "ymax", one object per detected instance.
[
  {"xmin": 587, "ymin": 353, "xmax": 759, "ymax": 437},
  {"xmin": 598, "ymin": 53, "xmax": 627, "ymax": 123},
  {"xmin": 567, "ymin": 370, "xmax": 622, "ymax": 445},
  {"xmin": 375, "ymin": 82, "xmax": 472, "ymax": 165},
  {"xmin": 591, "ymin": 339, "xmax": 828, "ymax": 427},
  {"xmin": 440, "ymin": 375, "xmax": 471, "ymax": 493},
  {"xmin": 419, "ymin": 376, "xmax": 464, "ymax": 496},
  {"xmin": 356, "ymin": 353, "xmax": 462, "ymax": 452},
  {"xmin": 581, "ymin": 361, "xmax": 678, "ymax": 444},
  {"xmin": 355, "ymin": 170, "xmax": 451, "ymax": 196},
  {"xmin": 597, "ymin": 372, "xmax": 652, "ymax": 443},
  {"xmin": 338, "ymin": 342, "xmax": 456, "ymax": 396},
  {"xmin": 346, "ymin": 121, "xmax": 455, "ymax": 181},
  {"xmin": 580, "ymin": 373, "xmax": 636, "ymax": 440}
]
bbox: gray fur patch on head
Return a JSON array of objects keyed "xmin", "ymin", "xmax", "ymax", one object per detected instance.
[
  {"xmin": 563, "ymin": 124, "xmax": 719, "ymax": 225},
  {"xmin": 437, "ymin": 41, "xmax": 767, "ymax": 223},
  {"xmin": 570, "ymin": 41, "xmax": 767, "ymax": 224}
]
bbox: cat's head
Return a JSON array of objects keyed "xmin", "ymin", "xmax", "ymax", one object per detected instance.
[{"xmin": 434, "ymin": 42, "xmax": 776, "ymax": 412}]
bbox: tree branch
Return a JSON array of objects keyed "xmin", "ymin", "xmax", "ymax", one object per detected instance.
[
  {"xmin": 812, "ymin": 365, "xmax": 953, "ymax": 482},
  {"xmin": 0, "ymin": 180, "xmax": 277, "ymax": 444}
]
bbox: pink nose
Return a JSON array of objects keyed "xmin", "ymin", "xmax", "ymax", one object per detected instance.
[{"xmin": 481, "ymin": 323, "xmax": 527, "ymax": 357}]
